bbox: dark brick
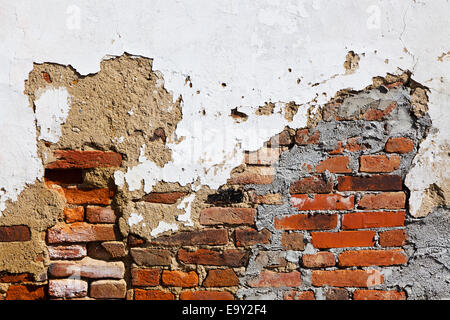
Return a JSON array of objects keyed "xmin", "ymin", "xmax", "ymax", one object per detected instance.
[
  {"xmin": 235, "ymin": 228, "xmax": 271, "ymax": 246},
  {"xmin": 337, "ymin": 175, "xmax": 402, "ymax": 191},
  {"xmin": 207, "ymin": 189, "xmax": 244, "ymax": 205},
  {"xmin": 178, "ymin": 249, "xmax": 249, "ymax": 267},
  {"xmin": 131, "ymin": 248, "xmax": 172, "ymax": 266},
  {"xmin": 44, "ymin": 169, "xmax": 83, "ymax": 184},
  {"xmin": 0, "ymin": 226, "xmax": 31, "ymax": 242},
  {"xmin": 324, "ymin": 288, "xmax": 350, "ymax": 300}
]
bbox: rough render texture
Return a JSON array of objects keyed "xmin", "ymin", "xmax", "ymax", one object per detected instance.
[{"xmin": 0, "ymin": 53, "xmax": 448, "ymax": 300}]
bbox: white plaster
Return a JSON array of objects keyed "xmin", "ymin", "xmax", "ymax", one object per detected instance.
[
  {"xmin": 150, "ymin": 221, "xmax": 178, "ymax": 237},
  {"xmin": 34, "ymin": 87, "xmax": 71, "ymax": 143},
  {"xmin": 128, "ymin": 212, "xmax": 143, "ymax": 227},
  {"xmin": 176, "ymin": 194, "xmax": 195, "ymax": 227},
  {"xmin": 405, "ymin": 131, "xmax": 450, "ymax": 217},
  {"xmin": 0, "ymin": 0, "xmax": 448, "ymax": 219}
]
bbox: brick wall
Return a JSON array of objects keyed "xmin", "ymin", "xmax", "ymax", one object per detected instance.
[{"xmin": 0, "ymin": 79, "xmax": 430, "ymax": 300}]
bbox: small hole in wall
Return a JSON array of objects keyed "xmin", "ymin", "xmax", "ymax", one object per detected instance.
[
  {"xmin": 288, "ymin": 68, "xmax": 292, "ymax": 72},
  {"xmin": 221, "ymin": 83, "xmax": 227, "ymax": 87}
]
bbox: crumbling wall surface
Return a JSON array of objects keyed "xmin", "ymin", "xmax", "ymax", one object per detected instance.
[
  {"xmin": 1, "ymin": 58, "xmax": 446, "ymax": 300},
  {"xmin": 0, "ymin": 0, "xmax": 449, "ymax": 300},
  {"xmin": 386, "ymin": 207, "xmax": 450, "ymax": 300}
]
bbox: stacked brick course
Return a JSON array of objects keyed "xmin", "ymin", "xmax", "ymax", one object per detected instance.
[{"xmin": 44, "ymin": 150, "xmax": 126, "ymax": 299}]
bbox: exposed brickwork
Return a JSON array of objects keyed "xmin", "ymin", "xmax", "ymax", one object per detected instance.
[
  {"xmin": 203, "ymin": 269, "xmax": 239, "ymax": 287},
  {"xmin": 0, "ymin": 80, "xmax": 428, "ymax": 301},
  {"xmin": 385, "ymin": 137, "xmax": 414, "ymax": 153},
  {"xmin": 353, "ymin": 290, "xmax": 406, "ymax": 300},
  {"xmin": 275, "ymin": 213, "xmax": 338, "ymax": 230},
  {"xmin": 46, "ymin": 150, "xmax": 122, "ymax": 169},
  {"xmin": 302, "ymin": 252, "xmax": 336, "ymax": 268}
]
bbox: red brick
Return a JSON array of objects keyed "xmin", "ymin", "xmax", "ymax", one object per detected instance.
[
  {"xmin": 64, "ymin": 206, "xmax": 84, "ymax": 223},
  {"xmin": 162, "ymin": 270, "xmax": 199, "ymax": 287},
  {"xmin": 131, "ymin": 268, "xmax": 160, "ymax": 287},
  {"xmin": 361, "ymin": 102, "xmax": 397, "ymax": 120},
  {"xmin": 134, "ymin": 289, "xmax": 174, "ymax": 300},
  {"xmin": 302, "ymin": 252, "xmax": 335, "ymax": 268},
  {"xmin": 315, "ymin": 156, "xmax": 352, "ymax": 173},
  {"xmin": 90, "ymin": 279, "xmax": 127, "ymax": 299},
  {"xmin": 248, "ymin": 270, "xmax": 301, "ymax": 288},
  {"xmin": 295, "ymin": 129, "xmax": 320, "ymax": 145},
  {"xmin": 235, "ymin": 228, "xmax": 271, "ymax": 246},
  {"xmin": 203, "ymin": 269, "xmax": 239, "ymax": 287},
  {"xmin": 289, "ymin": 176, "xmax": 333, "ymax": 194},
  {"xmin": 312, "ymin": 270, "xmax": 384, "ymax": 287},
  {"xmin": 63, "ymin": 187, "xmax": 114, "ymax": 205},
  {"xmin": 337, "ymin": 175, "xmax": 402, "ymax": 191},
  {"xmin": 311, "ymin": 231, "xmax": 375, "ymax": 248},
  {"xmin": 46, "ymin": 150, "xmax": 122, "ymax": 169},
  {"xmin": 345, "ymin": 137, "xmax": 366, "ymax": 152},
  {"xmin": 180, "ymin": 290, "xmax": 234, "ymax": 300},
  {"xmin": 5, "ymin": 285, "xmax": 46, "ymax": 300},
  {"xmin": 360, "ymin": 155, "xmax": 401, "ymax": 173},
  {"xmin": 275, "ymin": 214, "xmax": 338, "ymax": 230},
  {"xmin": 281, "ymin": 233, "xmax": 305, "ymax": 251},
  {"xmin": 85, "ymin": 206, "xmax": 116, "ymax": 223},
  {"xmin": 361, "ymin": 109, "xmax": 385, "ymax": 121},
  {"xmin": 48, "ymin": 244, "xmax": 87, "ymax": 259},
  {"xmin": 290, "ymin": 194, "xmax": 354, "ymax": 211},
  {"xmin": 353, "ymin": 290, "xmax": 406, "ymax": 300},
  {"xmin": 330, "ymin": 141, "xmax": 345, "ymax": 155},
  {"xmin": 338, "ymin": 249, "xmax": 407, "ymax": 267},
  {"xmin": 227, "ymin": 166, "xmax": 274, "ymax": 185},
  {"xmin": 379, "ymin": 229, "xmax": 407, "ymax": 247},
  {"xmin": 0, "ymin": 225, "xmax": 31, "ymax": 242},
  {"xmin": 385, "ymin": 81, "xmax": 404, "ymax": 89},
  {"xmin": 283, "ymin": 290, "xmax": 315, "ymax": 300},
  {"xmin": 358, "ymin": 192, "xmax": 406, "ymax": 209},
  {"xmin": 177, "ymin": 249, "xmax": 249, "ymax": 267},
  {"xmin": 141, "ymin": 192, "xmax": 188, "ymax": 204},
  {"xmin": 0, "ymin": 273, "xmax": 34, "ymax": 283},
  {"xmin": 47, "ymin": 222, "xmax": 117, "ymax": 243},
  {"xmin": 385, "ymin": 137, "xmax": 414, "ymax": 153},
  {"xmin": 342, "ymin": 211, "xmax": 405, "ymax": 229},
  {"xmin": 200, "ymin": 207, "xmax": 256, "ymax": 225},
  {"xmin": 128, "ymin": 234, "xmax": 146, "ymax": 247},
  {"xmin": 151, "ymin": 229, "xmax": 228, "ymax": 246},
  {"xmin": 42, "ymin": 71, "xmax": 52, "ymax": 83}
]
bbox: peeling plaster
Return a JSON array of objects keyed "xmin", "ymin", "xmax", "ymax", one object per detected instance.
[
  {"xmin": 0, "ymin": 0, "xmax": 449, "ymax": 219},
  {"xmin": 34, "ymin": 87, "xmax": 71, "ymax": 143}
]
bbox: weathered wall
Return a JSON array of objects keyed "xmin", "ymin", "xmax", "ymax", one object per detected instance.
[{"xmin": 0, "ymin": 0, "xmax": 449, "ymax": 300}]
